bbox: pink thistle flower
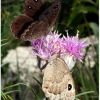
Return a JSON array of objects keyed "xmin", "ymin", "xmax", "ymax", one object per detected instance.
[
  {"xmin": 63, "ymin": 30, "xmax": 89, "ymax": 62},
  {"xmin": 31, "ymin": 31, "xmax": 63, "ymax": 60},
  {"xmin": 31, "ymin": 30, "xmax": 89, "ymax": 62},
  {"xmin": 31, "ymin": 30, "xmax": 89, "ymax": 70}
]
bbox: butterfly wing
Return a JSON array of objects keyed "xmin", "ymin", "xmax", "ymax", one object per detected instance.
[
  {"xmin": 11, "ymin": 14, "xmax": 33, "ymax": 39},
  {"xmin": 42, "ymin": 55, "xmax": 75, "ymax": 100},
  {"xmin": 24, "ymin": 0, "xmax": 45, "ymax": 19},
  {"xmin": 39, "ymin": 0, "xmax": 61, "ymax": 26},
  {"xmin": 19, "ymin": 20, "xmax": 49, "ymax": 41}
]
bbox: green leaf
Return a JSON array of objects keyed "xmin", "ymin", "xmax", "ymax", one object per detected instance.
[
  {"xmin": 68, "ymin": 6, "xmax": 82, "ymax": 25},
  {"xmin": 1, "ymin": 42, "xmax": 9, "ymax": 47},
  {"xmin": 89, "ymin": 22, "xmax": 99, "ymax": 37},
  {"xmin": 95, "ymin": 0, "xmax": 99, "ymax": 7},
  {"xmin": 2, "ymin": 83, "xmax": 38, "ymax": 100},
  {"xmin": 1, "ymin": 62, "xmax": 9, "ymax": 67},
  {"xmin": 1, "ymin": 91, "xmax": 7, "ymax": 100},
  {"xmin": 85, "ymin": 6, "xmax": 98, "ymax": 14},
  {"xmin": 76, "ymin": 91, "xmax": 94, "ymax": 97},
  {"xmin": 68, "ymin": 5, "xmax": 95, "ymax": 25},
  {"xmin": 33, "ymin": 76, "xmax": 42, "ymax": 87},
  {"xmin": 6, "ymin": 95, "xmax": 13, "ymax": 100},
  {"xmin": 1, "ymin": 39, "xmax": 8, "ymax": 42},
  {"xmin": 4, "ymin": 90, "xmax": 21, "ymax": 95},
  {"xmin": 79, "ymin": 0, "xmax": 94, "ymax": 4},
  {"xmin": 76, "ymin": 23, "xmax": 85, "ymax": 34},
  {"xmin": 75, "ymin": 98, "xmax": 80, "ymax": 100}
]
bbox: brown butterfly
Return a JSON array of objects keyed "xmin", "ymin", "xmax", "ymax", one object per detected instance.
[{"xmin": 11, "ymin": 0, "xmax": 61, "ymax": 42}]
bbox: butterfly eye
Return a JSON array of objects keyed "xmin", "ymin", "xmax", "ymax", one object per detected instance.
[
  {"xmin": 68, "ymin": 84, "xmax": 72, "ymax": 91},
  {"xmin": 53, "ymin": 5, "xmax": 58, "ymax": 9},
  {"xmin": 45, "ymin": 12, "xmax": 49, "ymax": 15},
  {"xmin": 34, "ymin": 0, "xmax": 38, "ymax": 2},
  {"xmin": 28, "ymin": 5, "xmax": 32, "ymax": 9}
]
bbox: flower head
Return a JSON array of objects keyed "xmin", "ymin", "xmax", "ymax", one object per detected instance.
[
  {"xmin": 31, "ymin": 31, "xmax": 63, "ymax": 60},
  {"xmin": 31, "ymin": 30, "xmax": 89, "ymax": 70},
  {"xmin": 63, "ymin": 30, "xmax": 89, "ymax": 61},
  {"xmin": 31, "ymin": 30, "xmax": 89, "ymax": 62}
]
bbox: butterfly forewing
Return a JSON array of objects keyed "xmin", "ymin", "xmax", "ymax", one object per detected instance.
[
  {"xmin": 39, "ymin": 0, "xmax": 61, "ymax": 26},
  {"xmin": 24, "ymin": 0, "xmax": 45, "ymax": 18}
]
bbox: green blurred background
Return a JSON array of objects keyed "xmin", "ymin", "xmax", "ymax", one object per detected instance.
[{"xmin": 1, "ymin": 0, "xmax": 99, "ymax": 100}]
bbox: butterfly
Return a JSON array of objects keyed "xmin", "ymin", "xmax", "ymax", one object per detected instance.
[
  {"xmin": 11, "ymin": 0, "xmax": 61, "ymax": 42},
  {"xmin": 42, "ymin": 53, "xmax": 75, "ymax": 100}
]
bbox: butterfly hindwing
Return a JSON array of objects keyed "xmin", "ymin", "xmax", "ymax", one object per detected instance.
[
  {"xmin": 20, "ymin": 21, "xmax": 49, "ymax": 41},
  {"xmin": 10, "ymin": 14, "xmax": 33, "ymax": 39},
  {"xmin": 42, "ymin": 54, "xmax": 75, "ymax": 100}
]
